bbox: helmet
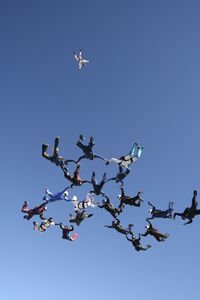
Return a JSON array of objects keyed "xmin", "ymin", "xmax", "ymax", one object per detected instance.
[{"xmin": 148, "ymin": 209, "xmax": 153, "ymax": 215}]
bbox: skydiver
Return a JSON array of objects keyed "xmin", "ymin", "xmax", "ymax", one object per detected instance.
[
  {"xmin": 104, "ymin": 219, "xmax": 133, "ymax": 236},
  {"xmin": 21, "ymin": 201, "xmax": 48, "ymax": 220},
  {"xmin": 107, "ymin": 166, "xmax": 130, "ymax": 186},
  {"xmin": 69, "ymin": 209, "xmax": 93, "ymax": 226},
  {"xmin": 147, "ymin": 201, "xmax": 174, "ymax": 220},
  {"xmin": 56, "ymin": 223, "xmax": 78, "ymax": 241},
  {"xmin": 118, "ymin": 186, "xmax": 143, "ymax": 209},
  {"xmin": 126, "ymin": 232, "xmax": 151, "ymax": 252},
  {"xmin": 71, "ymin": 194, "xmax": 99, "ymax": 210},
  {"xmin": 98, "ymin": 195, "xmax": 124, "ymax": 219},
  {"xmin": 74, "ymin": 49, "xmax": 90, "ymax": 70},
  {"xmin": 42, "ymin": 187, "xmax": 71, "ymax": 203},
  {"xmin": 33, "ymin": 217, "xmax": 55, "ymax": 233},
  {"xmin": 63, "ymin": 163, "xmax": 89, "ymax": 188},
  {"xmin": 174, "ymin": 190, "xmax": 200, "ymax": 225},
  {"xmin": 90, "ymin": 171, "xmax": 107, "ymax": 196},
  {"xmin": 76, "ymin": 135, "xmax": 106, "ymax": 163},
  {"xmin": 141, "ymin": 219, "xmax": 169, "ymax": 242},
  {"xmin": 42, "ymin": 136, "xmax": 76, "ymax": 170},
  {"xmin": 106, "ymin": 142, "xmax": 144, "ymax": 170}
]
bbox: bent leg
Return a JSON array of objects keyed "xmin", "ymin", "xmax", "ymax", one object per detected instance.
[
  {"xmin": 129, "ymin": 143, "xmax": 138, "ymax": 156},
  {"xmin": 137, "ymin": 146, "xmax": 144, "ymax": 159},
  {"xmin": 42, "ymin": 144, "xmax": 51, "ymax": 160},
  {"xmin": 53, "ymin": 137, "xmax": 59, "ymax": 157}
]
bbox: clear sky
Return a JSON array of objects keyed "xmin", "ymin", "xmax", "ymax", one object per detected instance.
[{"xmin": 1, "ymin": 1, "xmax": 200, "ymax": 299}]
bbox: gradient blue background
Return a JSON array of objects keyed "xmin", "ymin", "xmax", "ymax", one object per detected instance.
[{"xmin": 1, "ymin": 1, "xmax": 200, "ymax": 299}]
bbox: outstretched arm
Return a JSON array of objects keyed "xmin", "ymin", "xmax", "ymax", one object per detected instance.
[
  {"xmin": 120, "ymin": 186, "xmax": 125, "ymax": 198},
  {"xmin": 98, "ymin": 203, "xmax": 105, "ymax": 209},
  {"xmin": 148, "ymin": 202, "xmax": 155, "ymax": 209},
  {"xmin": 140, "ymin": 231, "xmax": 148, "ymax": 237},
  {"xmin": 106, "ymin": 177, "xmax": 116, "ymax": 182},
  {"xmin": 146, "ymin": 219, "xmax": 153, "ymax": 228},
  {"xmin": 94, "ymin": 154, "xmax": 106, "ymax": 161},
  {"xmin": 104, "ymin": 225, "xmax": 113, "ymax": 229},
  {"xmin": 38, "ymin": 201, "xmax": 48, "ymax": 209}
]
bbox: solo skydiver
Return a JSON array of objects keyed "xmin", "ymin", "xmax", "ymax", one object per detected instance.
[
  {"xmin": 106, "ymin": 142, "xmax": 143, "ymax": 170},
  {"xmin": 107, "ymin": 166, "xmax": 130, "ymax": 187},
  {"xmin": 98, "ymin": 195, "xmax": 124, "ymax": 219},
  {"xmin": 76, "ymin": 135, "xmax": 106, "ymax": 163},
  {"xmin": 42, "ymin": 136, "xmax": 76, "ymax": 170},
  {"xmin": 89, "ymin": 171, "xmax": 107, "ymax": 196},
  {"xmin": 71, "ymin": 194, "xmax": 98, "ymax": 210},
  {"xmin": 147, "ymin": 201, "xmax": 174, "ymax": 220},
  {"xmin": 69, "ymin": 209, "xmax": 93, "ymax": 226},
  {"xmin": 63, "ymin": 163, "xmax": 89, "ymax": 188},
  {"xmin": 74, "ymin": 49, "xmax": 90, "ymax": 70},
  {"xmin": 126, "ymin": 232, "xmax": 151, "ymax": 252},
  {"xmin": 141, "ymin": 219, "xmax": 169, "ymax": 242},
  {"xmin": 104, "ymin": 219, "xmax": 133, "ymax": 236},
  {"xmin": 21, "ymin": 201, "xmax": 48, "ymax": 220},
  {"xmin": 33, "ymin": 216, "xmax": 55, "ymax": 233},
  {"xmin": 56, "ymin": 223, "xmax": 78, "ymax": 241},
  {"xmin": 118, "ymin": 186, "xmax": 143, "ymax": 209},
  {"xmin": 42, "ymin": 187, "xmax": 70, "ymax": 203},
  {"xmin": 174, "ymin": 190, "xmax": 200, "ymax": 225}
]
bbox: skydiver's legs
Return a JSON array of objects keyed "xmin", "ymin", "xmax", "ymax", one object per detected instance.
[
  {"xmin": 74, "ymin": 163, "xmax": 80, "ymax": 179},
  {"xmin": 42, "ymin": 144, "xmax": 51, "ymax": 160},
  {"xmin": 24, "ymin": 213, "xmax": 33, "ymax": 220},
  {"xmin": 53, "ymin": 137, "xmax": 59, "ymax": 157},
  {"xmin": 88, "ymin": 136, "xmax": 94, "ymax": 150},
  {"xmin": 168, "ymin": 202, "xmax": 174, "ymax": 217},
  {"xmin": 82, "ymin": 60, "xmax": 90, "ymax": 64},
  {"xmin": 100, "ymin": 173, "xmax": 107, "ymax": 189},
  {"xmin": 69, "ymin": 214, "xmax": 76, "ymax": 223},
  {"xmin": 191, "ymin": 191, "xmax": 198, "ymax": 211},
  {"xmin": 137, "ymin": 145, "xmax": 144, "ymax": 159},
  {"xmin": 33, "ymin": 222, "xmax": 38, "ymax": 231},
  {"xmin": 79, "ymin": 49, "xmax": 82, "ymax": 59},
  {"xmin": 21, "ymin": 201, "xmax": 29, "ymax": 213},
  {"xmin": 76, "ymin": 135, "xmax": 86, "ymax": 151},
  {"xmin": 140, "ymin": 244, "xmax": 151, "ymax": 251},
  {"xmin": 129, "ymin": 143, "xmax": 138, "ymax": 157},
  {"xmin": 131, "ymin": 200, "xmax": 141, "ymax": 207},
  {"xmin": 91, "ymin": 171, "xmax": 96, "ymax": 186},
  {"xmin": 160, "ymin": 233, "xmax": 169, "ymax": 239}
]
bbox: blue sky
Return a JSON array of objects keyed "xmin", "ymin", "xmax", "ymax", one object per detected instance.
[{"xmin": 1, "ymin": 1, "xmax": 200, "ymax": 299}]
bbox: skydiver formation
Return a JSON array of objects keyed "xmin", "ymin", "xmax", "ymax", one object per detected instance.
[
  {"xmin": 21, "ymin": 50, "xmax": 200, "ymax": 253},
  {"xmin": 21, "ymin": 134, "xmax": 200, "ymax": 251}
]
